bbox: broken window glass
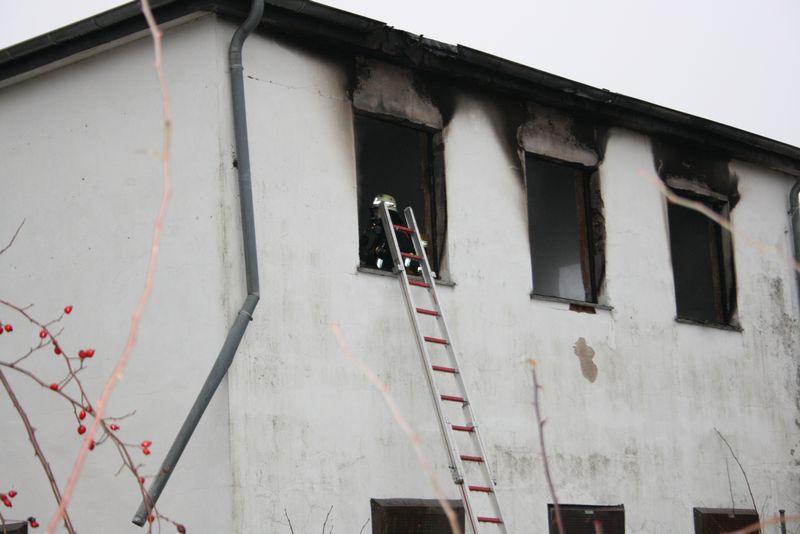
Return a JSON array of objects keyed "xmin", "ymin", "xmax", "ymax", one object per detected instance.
[
  {"xmin": 667, "ymin": 195, "xmax": 736, "ymax": 325},
  {"xmin": 354, "ymin": 114, "xmax": 445, "ymax": 273},
  {"xmin": 526, "ymin": 155, "xmax": 603, "ymax": 303}
]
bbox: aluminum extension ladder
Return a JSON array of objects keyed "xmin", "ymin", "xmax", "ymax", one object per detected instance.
[{"xmin": 378, "ymin": 203, "xmax": 507, "ymax": 533}]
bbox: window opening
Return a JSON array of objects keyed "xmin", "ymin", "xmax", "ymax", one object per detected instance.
[
  {"xmin": 526, "ymin": 154, "xmax": 603, "ymax": 303},
  {"xmin": 549, "ymin": 504, "xmax": 624, "ymax": 534},
  {"xmin": 355, "ymin": 114, "xmax": 445, "ymax": 273},
  {"xmin": 667, "ymin": 193, "xmax": 736, "ymax": 325},
  {"xmin": 371, "ymin": 499, "xmax": 465, "ymax": 534},
  {"xmin": 693, "ymin": 508, "xmax": 759, "ymax": 534}
]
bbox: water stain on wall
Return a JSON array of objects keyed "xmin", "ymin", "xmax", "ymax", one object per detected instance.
[{"xmin": 573, "ymin": 337, "xmax": 598, "ymax": 383}]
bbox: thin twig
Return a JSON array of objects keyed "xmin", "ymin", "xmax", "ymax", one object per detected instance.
[
  {"xmin": 726, "ymin": 513, "xmax": 800, "ymax": 534},
  {"xmin": 321, "ymin": 505, "xmax": 333, "ymax": 534},
  {"xmin": 0, "ymin": 369, "xmax": 76, "ymax": 533},
  {"xmin": 46, "ymin": 0, "xmax": 173, "ymax": 530},
  {"xmin": 646, "ymin": 172, "xmax": 800, "ymax": 274},
  {"xmin": 714, "ymin": 428, "xmax": 757, "ymax": 513},
  {"xmin": 331, "ymin": 324, "xmax": 462, "ymax": 534},
  {"xmin": 725, "ymin": 457, "xmax": 735, "ymax": 515},
  {"xmin": 0, "ymin": 219, "xmax": 24, "ymax": 257},
  {"xmin": 284, "ymin": 508, "xmax": 295, "ymax": 534},
  {"xmin": 358, "ymin": 517, "xmax": 370, "ymax": 534},
  {"xmin": 530, "ymin": 359, "xmax": 564, "ymax": 534}
]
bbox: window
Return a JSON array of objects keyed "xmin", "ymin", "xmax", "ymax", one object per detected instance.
[
  {"xmin": 526, "ymin": 154, "xmax": 604, "ymax": 303},
  {"xmin": 354, "ymin": 114, "xmax": 446, "ymax": 273},
  {"xmin": 548, "ymin": 504, "xmax": 624, "ymax": 534},
  {"xmin": 693, "ymin": 508, "xmax": 759, "ymax": 533},
  {"xmin": 667, "ymin": 189, "xmax": 736, "ymax": 326},
  {"xmin": 370, "ymin": 498, "xmax": 465, "ymax": 533}
]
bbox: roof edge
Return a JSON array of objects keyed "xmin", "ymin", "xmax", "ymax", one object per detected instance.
[{"xmin": 1, "ymin": 0, "xmax": 798, "ymax": 176}]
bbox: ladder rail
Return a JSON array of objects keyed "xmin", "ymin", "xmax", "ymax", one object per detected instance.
[
  {"xmin": 376, "ymin": 203, "xmax": 480, "ymax": 530},
  {"xmin": 403, "ymin": 207, "xmax": 507, "ymax": 529},
  {"xmin": 404, "ymin": 208, "xmax": 499, "ymax": 483}
]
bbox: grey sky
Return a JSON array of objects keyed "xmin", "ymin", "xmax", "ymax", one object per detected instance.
[{"xmin": 2, "ymin": 0, "xmax": 798, "ymax": 147}]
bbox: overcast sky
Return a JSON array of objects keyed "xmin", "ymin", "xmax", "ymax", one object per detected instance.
[{"xmin": 2, "ymin": 0, "xmax": 798, "ymax": 147}]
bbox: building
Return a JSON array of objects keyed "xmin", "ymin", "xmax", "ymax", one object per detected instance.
[{"xmin": 1, "ymin": 0, "xmax": 798, "ymax": 532}]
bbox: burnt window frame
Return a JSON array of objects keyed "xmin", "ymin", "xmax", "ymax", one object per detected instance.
[
  {"xmin": 370, "ymin": 498, "xmax": 465, "ymax": 533},
  {"xmin": 524, "ymin": 152, "xmax": 606, "ymax": 307},
  {"xmin": 665, "ymin": 180, "xmax": 738, "ymax": 329},
  {"xmin": 548, "ymin": 503, "xmax": 624, "ymax": 534},
  {"xmin": 353, "ymin": 111, "xmax": 448, "ymax": 277},
  {"xmin": 693, "ymin": 507, "xmax": 759, "ymax": 533}
]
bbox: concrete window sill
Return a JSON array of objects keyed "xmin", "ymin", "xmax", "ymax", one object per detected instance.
[
  {"xmin": 529, "ymin": 293, "xmax": 613, "ymax": 312},
  {"xmin": 356, "ymin": 265, "xmax": 456, "ymax": 287},
  {"xmin": 675, "ymin": 317, "xmax": 743, "ymax": 332}
]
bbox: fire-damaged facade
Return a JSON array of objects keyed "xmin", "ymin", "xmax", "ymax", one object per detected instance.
[{"xmin": 0, "ymin": 1, "xmax": 798, "ymax": 532}]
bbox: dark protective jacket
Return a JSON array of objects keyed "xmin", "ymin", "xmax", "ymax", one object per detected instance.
[{"xmin": 360, "ymin": 209, "xmax": 417, "ymax": 272}]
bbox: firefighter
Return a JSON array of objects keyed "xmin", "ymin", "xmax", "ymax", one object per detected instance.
[{"xmin": 359, "ymin": 193, "xmax": 419, "ymax": 273}]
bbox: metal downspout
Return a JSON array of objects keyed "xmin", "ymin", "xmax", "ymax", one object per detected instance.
[
  {"xmin": 791, "ymin": 180, "xmax": 800, "ymax": 309},
  {"xmin": 132, "ymin": 0, "xmax": 264, "ymax": 525}
]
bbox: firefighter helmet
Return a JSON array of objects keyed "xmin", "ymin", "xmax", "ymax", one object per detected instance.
[{"xmin": 371, "ymin": 193, "xmax": 398, "ymax": 212}]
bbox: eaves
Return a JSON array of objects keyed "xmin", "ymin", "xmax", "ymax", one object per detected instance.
[{"xmin": 2, "ymin": 0, "xmax": 799, "ymax": 176}]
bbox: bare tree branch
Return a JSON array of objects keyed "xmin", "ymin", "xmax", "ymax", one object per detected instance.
[
  {"xmin": 530, "ymin": 359, "xmax": 564, "ymax": 534},
  {"xmin": 0, "ymin": 219, "xmax": 24, "ymax": 257},
  {"xmin": 284, "ymin": 508, "xmax": 295, "ymax": 534},
  {"xmin": 714, "ymin": 428, "xmax": 757, "ymax": 513},
  {"xmin": 46, "ymin": 0, "xmax": 173, "ymax": 530},
  {"xmin": 0, "ymin": 369, "xmax": 76, "ymax": 533},
  {"xmin": 321, "ymin": 505, "xmax": 333, "ymax": 534},
  {"xmin": 331, "ymin": 323, "xmax": 462, "ymax": 534},
  {"xmin": 726, "ymin": 513, "xmax": 800, "ymax": 534}
]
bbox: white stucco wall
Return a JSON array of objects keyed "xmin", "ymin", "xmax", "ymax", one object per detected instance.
[
  {"xmin": 1, "ymin": 12, "xmax": 797, "ymax": 534},
  {"xmin": 0, "ymin": 14, "xmax": 237, "ymax": 533},
  {"xmin": 228, "ymin": 25, "xmax": 799, "ymax": 533}
]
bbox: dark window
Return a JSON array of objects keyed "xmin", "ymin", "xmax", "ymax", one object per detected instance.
[
  {"xmin": 549, "ymin": 504, "xmax": 624, "ymax": 534},
  {"xmin": 371, "ymin": 498, "xmax": 465, "ymax": 534},
  {"xmin": 694, "ymin": 508, "xmax": 759, "ymax": 534},
  {"xmin": 355, "ymin": 114, "xmax": 446, "ymax": 273},
  {"xmin": 667, "ymin": 194, "xmax": 736, "ymax": 325},
  {"xmin": 526, "ymin": 155, "xmax": 604, "ymax": 303}
]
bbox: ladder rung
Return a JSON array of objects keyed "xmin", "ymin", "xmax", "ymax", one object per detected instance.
[
  {"xmin": 393, "ymin": 224, "xmax": 414, "ymax": 234},
  {"xmin": 424, "ymin": 336, "xmax": 448, "ymax": 345},
  {"xmin": 469, "ymin": 485, "xmax": 493, "ymax": 493},
  {"xmin": 408, "ymin": 280, "xmax": 431, "ymax": 288},
  {"xmin": 432, "ymin": 365, "xmax": 456, "ymax": 373},
  {"xmin": 460, "ymin": 455, "xmax": 483, "ymax": 462},
  {"xmin": 478, "ymin": 517, "xmax": 503, "ymax": 524},
  {"xmin": 451, "ymin": 424, "xmax": 475, "ymax": 432},
  {"xmin": 440, "ymin": 394, "xmax": 466, "ymax": 403},
  {"xmin": 401, "ymin": 252, "xmax": 423, "ymax": 261},
  {"xmin": 416, "ymin": 307, "xmax": 440, "ymax": 316}
]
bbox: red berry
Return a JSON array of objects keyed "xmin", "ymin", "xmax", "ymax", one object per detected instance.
[
  {"xmin": 86, "ymin": 348, "xmax": 95, "ymax": 357},
  {"xmin": 79, "ymin": 410, "xmax": 86, "ymax": 420},
  {"xmin": 54, "ymin": 345, "xmax": 62, "ymax": 355},
  {"xmin": 138, "ymin": 476, "xmax": 145, "ymax": 484},
  {"xmin": 4, "ymin": 324, "xmax": 12, "ymax": 332},
  {"xmin": 77, "ymin": 425, "xmax": 86, "ymax": 435},
  {"xmin": 78, "ymin": 350, "xmax": 86, "ymax": 358},
  {"xmin": 64, "ymin": 305, "xmax": 73, "ymax": 314},
  {"xmin": 49, "ymin": 383, "xmax": 59, "ymax": 391},
  {"xmin": 142, "ymin": 447, "xmax": 151, "ymax": 456},
  {"xmin": 8, "ymin": 490, "xmax": 17, "ymax": 498},
  {"xmin": 86, "ymin": 405, "xmax": 93, "ymax": 414},
  {"xmin": 1, "ymin": 495, "xmax": 11, "ymax": 508},
  {"xmin": 29, "ymin": 518, "xmax": 39, "ymax": 528},
  {"xmin": 39, "ymin": 329, "xmax": 47, "ymax": 339},
  {"xmin": 147, "ymin": 515, "xmax": 155, "ymax": 524},
  {"xmin": 176, "ymin": 524, "xmax": 186, "ymax": 533},
  {"xmin": 141, "ymin": 440, "xmax": 152, "ymax": 448},
  {"xmin": 88, "ymin": 440, "xmax": 95, "ymax": 451},
  {"xmin": 110, "ymin": 424, "xmax": 119, "ymax": 431}
]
